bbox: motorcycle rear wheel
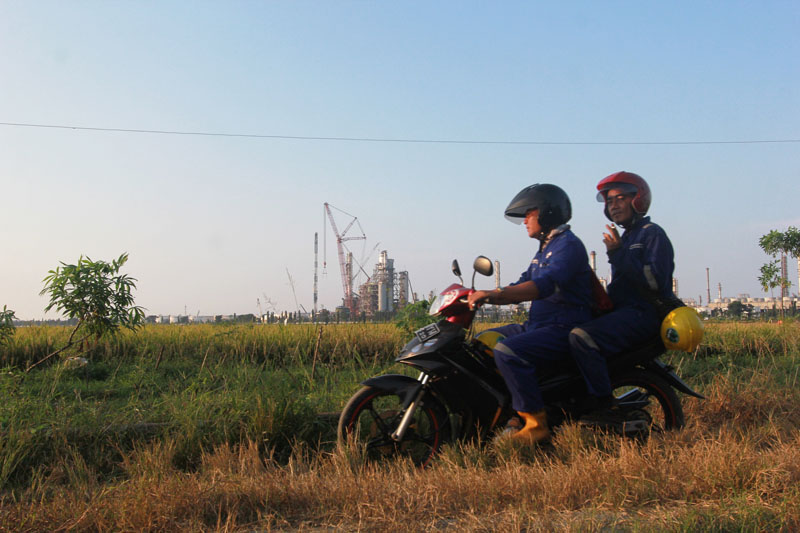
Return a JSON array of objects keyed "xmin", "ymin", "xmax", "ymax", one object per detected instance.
[
  {"xmin": 611, "ymin": 369, "xmax": 685, "ymax": 432},
  {"xmin": 337, "ymin": 385, "xmax": 449, "ymax": 467}
]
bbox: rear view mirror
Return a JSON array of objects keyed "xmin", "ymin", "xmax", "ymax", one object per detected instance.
[
  {"xmin": 451, "ymin": 260, "xmax": 462, "ymax": 278},
  {"xmin": 473, "ymin": 256, "xmax": 493, "ymax": 277}
]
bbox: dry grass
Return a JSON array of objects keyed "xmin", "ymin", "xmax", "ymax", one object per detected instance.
[
  {"xmin": 1, "ymin": 323, "xmax": 408, "ymax": 369},
  {"xmin": 2, "ymin": 322, "xmax": 800, "ymax": 531},
  {"xmin": 2, "ymin": 435, "xmax": 798, "ymax": 531},
  {"xmin": 3, "ymin": 369, "xmax": 799, "ymax": 532}
]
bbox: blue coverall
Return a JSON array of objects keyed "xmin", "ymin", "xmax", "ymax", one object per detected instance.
[
  {"xmin": 491, "ymin": 226, "xmax": 594, "ymax": 413},
  {"xmin": 569, "ymin": 216, "xmax": 675, "ymax": 398}
]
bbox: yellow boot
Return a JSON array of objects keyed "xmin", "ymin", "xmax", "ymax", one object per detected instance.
[{"xmin": 511, "ymin": 410, "xmax": 550, "ymax": 445}]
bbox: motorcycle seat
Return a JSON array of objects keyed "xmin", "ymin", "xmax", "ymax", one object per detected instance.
[
  {"xmin": 607, "ymin": 335, "xmax": 666, "ymax": 372},
  {"xmin": 538, "ymin": 334, "xmax": 666, "ymax": 386}
]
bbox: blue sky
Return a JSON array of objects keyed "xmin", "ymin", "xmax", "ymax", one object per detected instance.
[{"xmin": 1, "ymin": 1, "xmax": 798, "ymax": 319}]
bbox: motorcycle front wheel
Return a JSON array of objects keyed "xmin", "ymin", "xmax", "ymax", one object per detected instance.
[
  {"xmin": 337, "ymin": 385, "xmax": 449, "ymax": 467},
  {"xmin": 611, "ymin": 369, "xmax": 685, "ymax": 433}
]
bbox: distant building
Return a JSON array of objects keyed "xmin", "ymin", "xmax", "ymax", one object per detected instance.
[
  {"xmin": 357, "ymin": 250, "xmax": 410, "ymax": 317},
  {"xmin": 688, "ymin": 295, "xmax": 799, "ymax": 315}
]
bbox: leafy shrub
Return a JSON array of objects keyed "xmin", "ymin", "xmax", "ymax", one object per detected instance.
[
  {"xmin": 29, "ymin": 253, "xmax": 145, "ymax": 370},
  {"xmin": 0, "ymin": 306, "xmax": 15, "ymax": 346},
  {"xmin": 394, "ymin": 300, "xmax": 436, "ymax": 334},
  {"xmin": 40, "ymin": 252, "xmax": 145, "ymax": 338}
]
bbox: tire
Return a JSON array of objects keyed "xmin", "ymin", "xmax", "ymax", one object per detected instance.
[
  {"xmin": 610, "ymin": 369, "xmax": 685, "ymax": 433},
  {"xmin": 337, "ymin": 385, "xmax": 449, "ymax": 467}
]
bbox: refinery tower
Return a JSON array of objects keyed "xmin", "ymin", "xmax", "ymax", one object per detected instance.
[{"xmin": 357, "ymin": 251, "xmax": 410, "ymax": 317}]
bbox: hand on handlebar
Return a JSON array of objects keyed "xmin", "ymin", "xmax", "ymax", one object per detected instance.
[{"xmin": 467, "ymin": 290, "xmax": 489, "ymax": 311}]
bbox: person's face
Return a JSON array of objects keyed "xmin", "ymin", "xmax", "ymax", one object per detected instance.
[
  {"xmin": 524, "ymin": 209, "xmax": 542, "ymax": 238},
  {"xmin": 605, "ymin": 187, "xmax": 635, "ymax": 225}
]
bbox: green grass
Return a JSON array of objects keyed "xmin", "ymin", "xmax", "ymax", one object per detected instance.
[
  {"xmin": 0, "ymin": 357, "xmax": 406, "ymax": 488},
  {"xmin": 0, "ymin": 323, "xmax": 408, "ymax": 490},
  {"xmin": 665, "ymin": 321, "xmax": 800, "ymax": 390},
  {"xmin": 1, "ymin": 321, "xmax": 799, "ymax": 531},
  {"xmin": 3, "ymin": 321, "xmax": 799, "ymax": 491}
]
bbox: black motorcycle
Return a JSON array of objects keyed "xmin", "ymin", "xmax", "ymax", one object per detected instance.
[{"xmin": 338, "ymin": 256, "xmax": 704, "ymax": 466}]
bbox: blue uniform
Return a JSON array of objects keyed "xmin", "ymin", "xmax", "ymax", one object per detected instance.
[
  {"xmin": 491, "ymin": 226, "xmax": 594, "ymax": 413},
  {"xmin": 569, "ymin": 216, "xmax": 675, "ymax": 398}
]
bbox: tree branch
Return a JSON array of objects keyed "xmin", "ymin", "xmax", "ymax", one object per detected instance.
[{"xmin": 26, "ymin": 332, "xmax": 92, "ymax": 372}]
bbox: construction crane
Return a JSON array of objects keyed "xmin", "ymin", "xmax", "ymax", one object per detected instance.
[
  {"xmin": 323, "ymin": 202, "xmax": 366, "ymax": 316},
  {"xmin": 360, "ymin": 241, "xmax": 381, "ymax": 281},
  {"xmin": 313, "ymin": 232, "xmax": 319, "ymax": 317},
  {"xmin": 286, "ymin": 268, "xmax": 301, "ymax": 316}
]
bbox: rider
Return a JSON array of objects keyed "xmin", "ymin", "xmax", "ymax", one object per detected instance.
[
  {"xmin": 569, "ymin": 171, "xmax": 676, "ymax": 422},
  {"xmin": 468, "ymin": 183, "xmax": 594, "ymax": 445}
]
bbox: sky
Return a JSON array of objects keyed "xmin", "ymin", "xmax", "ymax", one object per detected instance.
[{"xmin": 1, "ymin": 1, "xmax": 799, "ymax": 320}]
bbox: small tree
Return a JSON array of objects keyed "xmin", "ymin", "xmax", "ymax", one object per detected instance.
[
  {"xmin": 0, "ymin": 305, "xmax": 16, "ymax": 346},
  {"xmin": 29, "ymin": 253, "xmax": 145, "ymax": 370},
  {"xmin": 758, "ymin": 227, "xmax": 800, "ymax": 320},
  {"xmin": 727, "ymin": 300, "xmax": 744, "ymax": 319},
  {"xmin": 758, "ymin": 260, "xmax": 787, "ymax": 319},
  {"xmin": 759, "ymin": 227, "xmax": 800, "ymax": 259}
]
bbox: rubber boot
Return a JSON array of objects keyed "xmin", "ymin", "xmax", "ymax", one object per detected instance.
[{"xmin": 511, "ymin": 410, "xmax": 550, "ymax": 445}]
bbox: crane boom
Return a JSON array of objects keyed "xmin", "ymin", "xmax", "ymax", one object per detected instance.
[
  {"xmin": 323, "ymin": 202, "xmax": 366, "ymax": 316},
  {"xmin": 287, "ymin": 268, "xmax": 300, "ymax": 315}
]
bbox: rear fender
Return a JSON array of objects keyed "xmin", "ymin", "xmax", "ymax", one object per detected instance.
[{"xmin": 644, "ymin": 360, "xmax": 706, "ymax": 399}]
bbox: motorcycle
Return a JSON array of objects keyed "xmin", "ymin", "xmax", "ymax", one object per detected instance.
[{"xmin": 337, "ymin": 256, "xmax": 704, "ymax": 467}]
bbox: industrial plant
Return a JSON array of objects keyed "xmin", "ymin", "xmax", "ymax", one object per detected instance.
[
  {"xmin": 317, "ymin": 201, "xmax": 800, "ymax": 322},
  {"xmin": 356, "ymin": 250, "xmax": 410, "ymax": 317},
  {"xmin": 319, "ymin": 203, "xmax": 412, "ymax": 319}
]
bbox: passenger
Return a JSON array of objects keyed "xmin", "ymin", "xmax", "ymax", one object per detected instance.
[
  {"xmin": 569, "ymin": 171, "xmax": 676, "ymax": 424},
  {"xmin": 468, "ymin": 183, "xmax": 594, "ymax": 445}
]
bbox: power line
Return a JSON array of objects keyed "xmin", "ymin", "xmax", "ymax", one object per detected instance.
[{"xmin": 1, "ymin": 121, "xmax": 798, "ymax": 146}]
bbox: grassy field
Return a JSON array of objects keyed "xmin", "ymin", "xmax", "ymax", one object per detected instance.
[{"xmin": 1, "ymin": 321, "xmax": 799, "ymax": 531}]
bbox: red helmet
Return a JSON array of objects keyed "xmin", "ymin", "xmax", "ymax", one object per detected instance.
[{"xmin": 596, "ymin": 171, "xmax": 651, "ymax": 220}]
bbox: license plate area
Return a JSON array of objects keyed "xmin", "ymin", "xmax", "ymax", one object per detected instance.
[{"xmin": 415, "ymin": 322, "xmax": 440, "ymax": 342}]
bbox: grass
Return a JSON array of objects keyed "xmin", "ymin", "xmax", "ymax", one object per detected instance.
[
  {"xmin": 0, "ymin": 322, "xmax": 409, "ymax": 369},
  {"xmin": 0, "ymin": 321, "xmax": 799, "ymax": 531},
  {"xmin": 3, "ymin": 417, "xmax": 798, "ymax": 530},
  {"xmin": 0, "ymin": 323, "xmax": 408, "ymax": 492}
]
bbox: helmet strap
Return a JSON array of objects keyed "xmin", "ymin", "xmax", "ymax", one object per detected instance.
[
  {"xmin": 539, "ymin": 224, "xmax": 569, "ymax": 249},
  {"xmin": 535, "ymin": 230, "xmax": 548, "ymax": 248}
]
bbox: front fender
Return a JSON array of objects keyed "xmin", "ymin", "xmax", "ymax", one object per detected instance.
[{"xmin": 362, "ymin": 374, "xmax": 422, "ymax": 408}]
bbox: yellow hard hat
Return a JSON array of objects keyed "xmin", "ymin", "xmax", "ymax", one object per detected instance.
[
  {"xmin": 474, "ymin": 330, "xmax": 506, "ymax": 357},
  {"xmin": 661, "ymin": 307, "xmax": 704, "ymax": 352}
]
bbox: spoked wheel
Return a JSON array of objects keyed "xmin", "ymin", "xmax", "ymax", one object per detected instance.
[
  {"xmin": 337, "ymin": 385, "xmax": 449, "ymax": 467},
  {"xmin": 610, "ymin": 369, "xmax": 685, "ymax": 435}
]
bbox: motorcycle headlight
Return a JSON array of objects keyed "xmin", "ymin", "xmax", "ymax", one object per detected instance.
[{"xmin": 429, "ymin": 290, "xmax": 459, "ymax": 316}]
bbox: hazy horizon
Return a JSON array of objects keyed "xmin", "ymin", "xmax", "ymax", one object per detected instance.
[{"xmin": 2, "ymin": 2, "xmax": 798, "ymax": 320}]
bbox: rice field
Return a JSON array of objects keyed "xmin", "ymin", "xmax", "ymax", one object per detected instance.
[
  {"xmin": 0, "ymin": 320, "xmax": 799, "ymax": 531},
  {"xmin": 0, "ymin": 322, "xmax": 409, "ymax": 369}
]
